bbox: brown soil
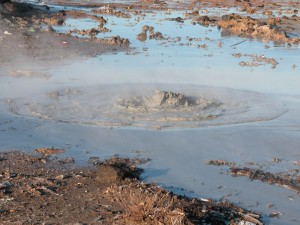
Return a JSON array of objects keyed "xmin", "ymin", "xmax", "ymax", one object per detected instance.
[
  {"xmin": 217, "ymin": 13, "xmax": 299, "ymax": 44},
  {"xmin": 0, "ymin": 151, "xmax": 264, "ymax": 225}
]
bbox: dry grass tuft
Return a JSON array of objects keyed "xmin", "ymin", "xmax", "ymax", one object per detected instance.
[{"xmin": 106, "ymin": 183, "xmax": 187, "ymax": 225}]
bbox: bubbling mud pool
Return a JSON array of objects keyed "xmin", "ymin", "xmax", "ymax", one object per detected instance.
[{"xmin": 5, "ymin": 84, "xmax": 286, "ymax": 129}]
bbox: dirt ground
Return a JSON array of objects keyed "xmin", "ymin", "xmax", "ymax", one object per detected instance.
[
  {"xmin": 0, "ymin": 3, "xmax": 129, "ymax": 70},
  {"xmin": 0, "ymin": 151, "xmax": 264, "ymax": 224}
]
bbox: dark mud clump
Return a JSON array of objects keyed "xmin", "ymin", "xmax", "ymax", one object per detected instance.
[
  {"xmin": 136, "ymin": 25, "xmax": 165, "ymax": 42},
  {"xmin": 0, "ymin": 151, "xmax": 264, "ymax": 224}
]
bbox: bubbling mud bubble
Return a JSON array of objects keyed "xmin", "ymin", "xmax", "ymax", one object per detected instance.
[
  {"xmin": 115, "ymin": 90, "xmax": 223, "ymax": 126},
  {"xmin": 117, "ymin": 90, "xmax": 220, "ymax": 112},
  {"xmin": 6, "ymin": 84, "xmax": 286, "ymax": 129}
]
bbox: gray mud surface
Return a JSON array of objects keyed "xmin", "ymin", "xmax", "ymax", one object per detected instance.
[{"xmin": 5, "ymin": 84, "xmax": 286, "ymax": 129}]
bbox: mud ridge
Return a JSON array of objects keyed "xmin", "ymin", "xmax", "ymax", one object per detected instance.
[{"xmin": 230, "ymin": 167, "xmax": 300, "ymax": 194}]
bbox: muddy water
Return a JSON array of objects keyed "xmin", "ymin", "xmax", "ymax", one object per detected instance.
[{"xmin": 1, "ymin": 5, "xmax": 300, "ymax": 225}]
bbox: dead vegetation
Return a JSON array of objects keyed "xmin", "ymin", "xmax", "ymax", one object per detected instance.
[
  {"xmin": 106, "ymin": 181, "xmax": 265, "ymax": 225},
  {"xmin": 106, "ymin": 183, "xmax": 187, "ymax": 225}
]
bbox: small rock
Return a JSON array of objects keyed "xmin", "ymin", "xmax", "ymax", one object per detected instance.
[{"xmin": 55, "ymin": 175, "xmax": 65, "ymax": 180}]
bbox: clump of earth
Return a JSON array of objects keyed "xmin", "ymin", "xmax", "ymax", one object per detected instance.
[{"xmin": 117, "ymin": 90, "xmax": 220, "ymax": 112}]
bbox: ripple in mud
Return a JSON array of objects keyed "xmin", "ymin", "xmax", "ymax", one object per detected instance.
[{"xmin": 8, "ymin": 85, "xmax": 285, "ymax": 129}]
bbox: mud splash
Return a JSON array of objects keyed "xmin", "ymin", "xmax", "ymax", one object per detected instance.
[{"xmin": 117, "ymin": 90, "xmax": 220, "ymax": 112}]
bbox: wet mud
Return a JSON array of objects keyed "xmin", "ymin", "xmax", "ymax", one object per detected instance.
[
  {"xmin": 117, "ymin": 90, "xmax": 220, "ymax": 112},
  {"xmin": 4, "ymin": 85, "xmax": 286, "ymax": 129}
]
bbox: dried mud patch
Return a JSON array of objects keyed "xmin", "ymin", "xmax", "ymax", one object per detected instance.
[
  {"xmin": 218, "ymin": 13, "xmax": 300, "ymax": 44},
  {"xmin": 0, "ymin": 151, "xmax": 264, "ymax": 224}
]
